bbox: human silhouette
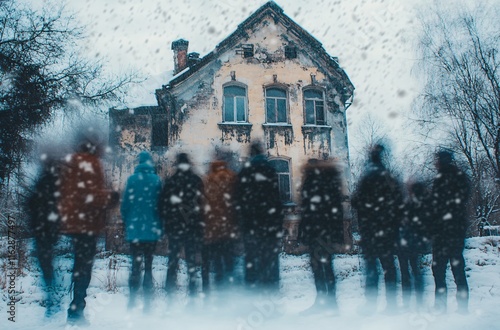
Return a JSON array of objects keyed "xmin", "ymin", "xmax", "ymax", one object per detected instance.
[
  {"xmin": 58, "ymin": 129, "xmax": 118, "ymax": 326},
  {"xmin": 429, "ymin": 150, "xmax": 470, "ymax": 313},
  {"xmin": 202, "ymin": 157, "xmax": 239, "ymax": 294},
  {"xmin": 235, "ymin": 142, "xmax": 283, "ymax": 291},
  {"xmin": 299, "ymin": 159, "xmax": 345, "ymax": 312},
  {"xmin": 352, "ymin": 144, "xmax": 404, "ymax": 314},
  {"xmin": 159, "ymin": 153, "xmax": 204, "ymax": 299},
  {"xmin": 121, "ymin": 151, "xmax": 162, "ymax": 312},
  {"xmin": 398, "ymin": 181, "xmax": 431, "ymax": 309}
]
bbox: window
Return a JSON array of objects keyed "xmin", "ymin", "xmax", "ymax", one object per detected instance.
[
  {"xmin": 269, "ymin": 158, "xmax": 292, "ymax": 203},
  {"xmin": 265, "ymin": 88, "xmax": 287, "ymax": 123},
  {"xmin": 304, "ymin": 89, "xmax": 325, "ymax": 125},
  {"xmin": 285, "ymin": 45, "xmax": 297, "ymax": 59},
  {"xmin": 242, "ymin": 44, "xmax": 254, "ymax": 58},
  {"xmin": 152, "ymin": 115, "xmax": 168, "ymax": 147},
  {"xmin": 223, "ymin": 85, "xmax": 247, "ymax": 122}
]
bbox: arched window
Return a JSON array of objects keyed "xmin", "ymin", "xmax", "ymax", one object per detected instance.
[
  {"xmin": 265, "ymin": 87, "xmax": 287, "ymax": 123},
  {"xmin": 269, "ymin": 158, "xmax": 292, "ymax": 202},
  {"xmin": 304, "ymin": 89, "xmax": 325, "ymax": 125},
  {"xmin": 223, "ymin": 85, "xmax": 247, "ymax": 122}
]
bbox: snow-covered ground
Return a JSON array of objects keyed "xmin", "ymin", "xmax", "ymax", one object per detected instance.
[{"xmin": 1, "ymin": 237, "xmax": 499, "ymax": 330}]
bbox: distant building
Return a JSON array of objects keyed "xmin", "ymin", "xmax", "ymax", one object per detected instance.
[{"xmin": 107, "ymin": 1, "xmax": 355, "ymax": 252}]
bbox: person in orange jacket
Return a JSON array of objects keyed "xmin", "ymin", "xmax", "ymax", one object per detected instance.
[{"xmin": 202, "ymin": 158, "xmax": 239, "ymax": 293}]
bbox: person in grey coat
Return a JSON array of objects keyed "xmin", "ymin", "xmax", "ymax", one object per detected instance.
[{"xmin": 121, "ymin": 151, "xmax": 163, "ymax": 311}]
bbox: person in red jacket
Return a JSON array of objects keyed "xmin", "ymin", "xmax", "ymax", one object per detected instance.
[{"xmin": 58, "ymin": 129, "xmax": 117, "ymax": 326}]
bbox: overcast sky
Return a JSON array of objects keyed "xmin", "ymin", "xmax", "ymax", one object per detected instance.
[{"xmin": 32, "ymin": 0, "xmax": 498, "ymax": 164}]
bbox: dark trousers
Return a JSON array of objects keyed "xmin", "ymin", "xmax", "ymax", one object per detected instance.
[
  {"xmin": 309, "ymin": 243, "xmax": 336, "ymax": 305},
  {"xmin": 432, "ymin": 244, "xmax": 469, "ymax": 312},
  {"xmin": 129, "ymin": 242, "xmax": 157, "ymax": 303},
  {"xmin": 364, "ymin": 253, "xmax": 397, "ymax": 309},
  {"xmin": 166, "ymin": 239, "xmax": 199, "ymax": 296},
  {"xmin": 244, "ymin": 237, "xmax": 280, "ymax": 291},
  {"xmin": 34, "ymin": 233, "xmax": 58, "ymax": 310},
  {"xmin": 34, "ymin": 234, "xmax": 57, "ymax": 289},
  {"xmin": 201, "ymin": 240, "xmax": 235, "ymax": 293},
  {"xmin": 398, "ymin": 252, "xmax": 424, "ymax": 307},
  {"xmin": 69, "ymin": 234, "xmax": 97, "ymax": 317}
]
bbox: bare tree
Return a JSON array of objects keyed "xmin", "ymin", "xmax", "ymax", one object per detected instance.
[
  {"xmin": 414, "ymin": 2, "xmax": 500, "ymax": 226},
  {"xmin": 0, "ymin": 0, "xmax": 139, "ymax": 185}
]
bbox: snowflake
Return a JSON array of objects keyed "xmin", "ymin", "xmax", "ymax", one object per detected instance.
[{"xmin": 79, "ymin": 161, "xmax": 94, "ymax": 173}]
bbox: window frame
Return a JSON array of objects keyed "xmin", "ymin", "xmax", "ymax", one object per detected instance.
[
  {"xmin": 303, "ymin": 87, "xmax": 327, "ymax": 126},
  {"xmin": 265, "ymin": 87, "xmax": 288, "ymax": 124},
  {"xmin": 269, "ymin": 157, "xmax": 292, "ymax": 203},
  {"xmin": 222, "ymin": 83, "xmax": 248, "ymax": 123}
]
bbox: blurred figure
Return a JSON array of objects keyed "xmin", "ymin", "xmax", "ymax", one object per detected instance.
[
  {"xmin": 121, "ymin": 151, "xmax": 162, "ymax": 311},
  {"xmin": 236, "ymin": 141, "xmax": 283, "ymax": 291},
  {"xmin": 58, "ymin": 128, "xmax": 118, "ymax": 326},
  {"xmin": 159, "ymin": 153, "xmax": 204, "ymax": 299},
  {"xmin": 299, "ymin": 159, "xmax": 345, "ymax": 313},
  {"xmin": 202, "ymin": 156, "xmax": 238, "ymax": 294},
  {"xmin": 429, "ymin": 150, "xmax": 470, "ymax": 313},
  {"xmin": 398, "ymin": 181, "xmax": 431, "ymax": 309},
  {"xmin": 25, "ymin": 151, "xmax": 62, "ymax": 318},
  {"xmin": 352, "ymin": 144, "xmax": 404, "ymax": 314}
]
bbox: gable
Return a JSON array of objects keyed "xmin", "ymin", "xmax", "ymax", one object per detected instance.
[{"xmin": 167, "ymin": 1, "xmax": 354, "ymax": 98}]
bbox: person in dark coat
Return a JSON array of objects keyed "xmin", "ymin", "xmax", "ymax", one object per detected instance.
[
  {"xmin": 25, "ymin": 151, "xmax": 62, "ymax": 318},
  {"xmin": 159, "ymin": 153, "xmax": 204, "ymax": 298},
  {"xmin": 121, "ymin": 151, "xmax": 162, "ymax": 311},
  {"xmin": 202, "ymin": 158, "xmax": 239, "ymax": 293},
  {"xmin": 58, "ymin": 130, "xmax": 118, "ymax": 326},
  {"xmin": 398, "ymin": 181, "xmax": 431, "ymax": 309},
  {"xmin": 352, "ymin": 144, "xmax": 404, "ymax": 313},
  {"xmin": 236, "ymin": 142, "xmax": 283, "ymax": 291},
  {"xmin": 429, "ymin": 150, "xmax": 470, "ymax": 313},
  {"xmin": 299, "ymin": 159, "xmax": 345, "ymax": 311}
]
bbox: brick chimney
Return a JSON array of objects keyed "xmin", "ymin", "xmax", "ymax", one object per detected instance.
[{"xmin": 171, "ymin": 39, "xmax": 189, "ymax": 75}]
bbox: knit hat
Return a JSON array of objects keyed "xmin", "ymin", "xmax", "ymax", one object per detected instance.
[
  {"xmin": 176, "ymin": 152, "xmax": 191, "ymax": 165},
  {"xmin": 436, "ymin": 150, "xmax": 453, "ymax": 167}
]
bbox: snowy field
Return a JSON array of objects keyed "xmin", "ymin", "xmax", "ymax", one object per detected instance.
[{"xmin": 1, "ymin": 237, "xmax": 499, "ymax": 330}]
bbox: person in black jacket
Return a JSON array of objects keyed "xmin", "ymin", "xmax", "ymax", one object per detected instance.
[
  {"xmin": 25, "ymin": 152, "xmax": 61, "ymax": 318},
  {"xmin": 352, "ymin": 144, "xmax": 404, "ymax": 314},
  {"xmin": 430, "ymin": 150, "xmax": 470, "ymax": 313},
  {"xmin": 236, "ymin": 142, "xmax": 283, "ymax": 291},
  {"xmin": 159, "ymin": 153, "xmax": 204, "ymax": 298},
  {"xmin": 398, "ymin": 181, "xmax": 431, "ymax": 309},
  {"xmin": 299, "ymin": 159, "xmax": 345, "ymax": 312}
]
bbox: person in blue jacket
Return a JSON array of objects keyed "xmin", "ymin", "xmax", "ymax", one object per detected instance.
[{"xmin": 121, "ymin": 151, "xmax": 163, "ymax": 311}]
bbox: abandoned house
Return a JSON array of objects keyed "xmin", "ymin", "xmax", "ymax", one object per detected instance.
[{"xmin": 107, "ymin": 1, "xmax": 355, "ymax": 252}]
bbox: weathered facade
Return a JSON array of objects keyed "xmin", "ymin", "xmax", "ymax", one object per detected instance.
[{"xmin": 108, "ymin": 1, "xmax": 355, "ymax": 252}]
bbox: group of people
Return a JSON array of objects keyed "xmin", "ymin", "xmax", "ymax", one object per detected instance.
[
  {"xmin": 351, "ymin": 144, "xmax": 470, "ymax": 315},
  {"xmin": 27, "ymin": 136, "xmax": 284, "ymax": 325},
  {"xmin": 122, "ymin": 142, "xmax": 284, "ymax": 309},
  {"xmin": 26, "ymin": 131, "xmax": 471, "ymax": 326}
]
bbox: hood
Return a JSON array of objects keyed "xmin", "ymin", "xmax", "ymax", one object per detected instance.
[
  {"xmin": 134, "ymin": 162, "xmax": 156, "ymax": 174},
  {"xmin": 137, "ymin": 151, "xmax": 153, "ymax": 165},
  {"xmin": 302, "ymin": 159, "xmax": 340, "ymax": 177},
  {"xmin": 210, "ymin": 160, "xmax": 228, "ymax": 173},
  {"xmin": 251, "ymin": 154, "xmax": 268, "ymax": 165},
  {"xmin": 135, "ymin": 151, "xmax": 155, "ymax": 174}
]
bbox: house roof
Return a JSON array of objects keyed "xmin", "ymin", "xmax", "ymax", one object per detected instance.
[{"xmin": 166, "ymin": 1, "xmax": 354, "ymax": 96}]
